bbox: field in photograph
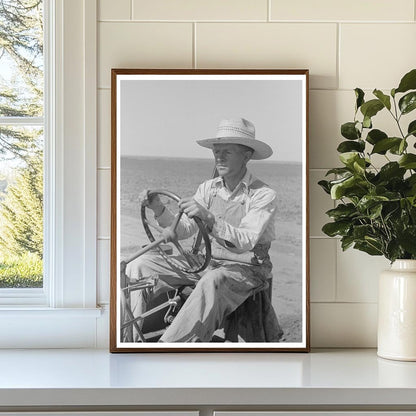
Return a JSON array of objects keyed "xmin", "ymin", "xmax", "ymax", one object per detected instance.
[{"xmin": 120, "ymin": 156, "xmax": 303, "ymax": 342}]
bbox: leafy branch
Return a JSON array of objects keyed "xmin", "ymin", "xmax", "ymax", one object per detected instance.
[{"xmin": 319, "ymin": 69, "xmax": 416, "ymax": 262}]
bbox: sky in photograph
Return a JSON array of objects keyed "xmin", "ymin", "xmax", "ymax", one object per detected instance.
[{"xmin": 119, "ymin": 77, "xmax": 304, "ymax": 162}]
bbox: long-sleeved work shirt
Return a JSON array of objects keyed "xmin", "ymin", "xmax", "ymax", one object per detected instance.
[{"xmin": 155, "ymin": 169, "xmax": 277, "ymax": 257}]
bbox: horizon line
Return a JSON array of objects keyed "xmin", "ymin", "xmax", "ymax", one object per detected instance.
[{"xmin": 120, "ymin": 154, "xmax": 302, "ymax": 164}]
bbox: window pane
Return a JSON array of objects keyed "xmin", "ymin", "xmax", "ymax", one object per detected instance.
[
  {"xmin": 0, "ymin": 126, "xmax": 43, "ymax": 288},
  {"xmin": 0, "ymin": 0, "xmax": 44, "ymax": 117},
  {"xmin": 0, "ymin": 0, "xmax": 44, "ymax": 291}
]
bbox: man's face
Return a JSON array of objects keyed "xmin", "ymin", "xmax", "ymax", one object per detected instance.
[{"xmin": 212, "ymin": 143, "xmax": 251, "ymax": 178}]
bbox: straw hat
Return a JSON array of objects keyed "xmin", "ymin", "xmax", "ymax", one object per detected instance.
[{"xmin": 196, "ymin": 118, "xmax": 273, "ymax": 160}]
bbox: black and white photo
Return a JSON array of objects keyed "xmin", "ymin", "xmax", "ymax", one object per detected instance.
[{"xmin": 110, "ymin": 69, "xmax": 309, "ymax": 352}]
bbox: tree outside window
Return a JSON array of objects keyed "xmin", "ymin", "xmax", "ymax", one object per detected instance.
[{"xmin": 0, "ymin": 0, "xmax": 44, "ymax": 288}]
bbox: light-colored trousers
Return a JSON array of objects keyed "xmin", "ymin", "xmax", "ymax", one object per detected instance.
[{"xmin": 125, "ymin": 251, "xmax": 270, "ymax": 342}]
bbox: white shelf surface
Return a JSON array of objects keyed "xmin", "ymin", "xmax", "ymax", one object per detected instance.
[{"xmin": 0, "ymin": 348, "xmax": 416, "ymax": 408}]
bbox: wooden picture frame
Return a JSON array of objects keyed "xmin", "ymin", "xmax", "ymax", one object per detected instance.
[{"xmin": 110, "ymin": 69, "xmax": 310, "ymax": 352}]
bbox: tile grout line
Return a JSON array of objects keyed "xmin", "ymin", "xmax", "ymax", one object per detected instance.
[
  {"xmin": 193, "ymin": 22, "xmax": 197, "ymax": 69},
  {"xmin": 333, "ymin": 230, "xmax": 339, "ymax": 303},
  {"xmin": 309, "ymin": 236, "xmax": 339, "ymax": 239},
  {"xmin": 336, "ymin": 22, "xmax": 340, "ymax": 90},
  {"xmin": 130, "ymin": 0, "xmax": 133, "ymax": 20},
  {"xmin": 311, "ymin": 301, "xmax": 378, "ymax": 305},
  {"xmin": 308, "ymin": 168, "xmax": 336, "ymax": 171},
  {"xmin": 267, "ymin": 0, "xmax": 271, "ymax": 22},
  {"xmin": 95, "ymin": 166, "xmax": 338, "ymax": 172},
  {"xmin": 96, "ymin": 87, "xmax": 374, "ymax": 92},
  {"xmin": 97, "ymin": 19, "xmax": 415, "ymax": 24}
]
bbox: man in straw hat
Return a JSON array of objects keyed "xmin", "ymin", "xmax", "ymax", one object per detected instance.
[{"xmin": 126, "ymin": 118, "xmax": 282, "ymax": 342}]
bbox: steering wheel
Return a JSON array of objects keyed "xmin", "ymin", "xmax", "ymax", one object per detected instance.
[{"xmin": 140, "ymin": 190, "xmax": 211, "ymax": 274}]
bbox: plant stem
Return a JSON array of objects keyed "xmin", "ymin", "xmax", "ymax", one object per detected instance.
[
  {"xmin": 365, "ymin": 239, "xmax": 384, "ymax": 255},
  {"xmin": 390, "ymin": 96, "xmax": 406, "ymax": 139},
  {"xmin": 396, "ymin": 117, "xmax": 406, "ymax": 139},
  {"xmin": 368, "ymin": 163, "xmax": 379, "ymax": 173},
  {"xmin": 393, "ymin": 95, "xmax": 399, "ymax": 120},
  {"xmin": 379, "ymin": 214, "xmax": 391, "ymax": 241}
]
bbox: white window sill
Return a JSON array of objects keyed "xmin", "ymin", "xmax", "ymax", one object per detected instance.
[
  {"xmin": 0, "ymin": 307, "xmax": 102, "ymax": 348},
  {"xmin": 0, "ymin": 306, "xmax": 102, "ymax": 316},
  {"xmin": 0, "ymin": 349, "xmax": 415, "ymax": 410},
  {"xmin": 0, "ymin": 288, "xmax": 47, "ymax": 306}
]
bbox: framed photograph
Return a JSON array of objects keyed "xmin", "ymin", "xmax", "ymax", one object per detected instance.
[{"xmin": 110, "ymin": 69, "xmax": 309, "ymax": 352}]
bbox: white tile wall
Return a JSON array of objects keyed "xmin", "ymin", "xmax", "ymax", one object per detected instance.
[
  {"xmin": 98, "ymin": 89, "xmax": 111, "ymax": 168},
  {"xmin": 196, "ymin": 23, "xmax": 338, "ymax": 89},
  {"xmin": 310, "ymin": 239, "xmax": 336, "ymax": 302},
  {"xmin": 309, "ymin": 170, "xmax": 334, "ymax": 237},
  {"xmin": 96, "ymin": 304, "xmax": 110, "ymax": 348},
  {"xmin": 132, "ymin": 0, "xmax": 268, "ymax": 21},
  {"xmin": 336, "ymin": 246, "xmax": 390, "ymax": 303},
  {"xmin": 99, "ymin": 0, "xmax": 131, "ymax": 21},
  {"xmin": 97, "ymin": 239, "xmax": 110, "ymax": 304},
  {"xmin": 309, "ymin": 89, "xmax": 411, "ymax": 169},
  {"xmin": 98, "ymin": 169, "xmax": 111, "ymax": 239},
  {"xmin": 309, "ymin": 90, "xmax": 353, "ymax": 169},
  {"xmin": 96, "ymin": 0, "xmax": 416, "ymax": 347},
  {"xmin": 270, "ymin": 0, "xmax": 415, "ymax": 22},
  {"xmin": 339, "ymin": 24, "xmax": 416, "ymax": 90},
  {"xmin": 311, "ymin": 303, "xmax": 378, "ymax": 347},
  {"xmin": 98, "ymin": 22, "xmax": 193, "ymax": 88}
]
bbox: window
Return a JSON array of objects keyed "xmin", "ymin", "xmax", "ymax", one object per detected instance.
[
  {"xmin": 0, "ymin": 0, "xmax": 100, "ymax": 348},
  {"xmin": 0, "ymin": 0, "xmax": 45, "ymax": 293}
]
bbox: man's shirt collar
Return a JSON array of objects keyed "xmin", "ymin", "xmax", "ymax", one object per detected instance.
[{"xmin": 213, "ymin": 169, "xmax": 257, "ymax": 194}]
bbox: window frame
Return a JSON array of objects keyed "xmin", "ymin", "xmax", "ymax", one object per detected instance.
[
  {"xmin": 0, "ymin": 0, "xmax": 100, "ymax": 347},
  {"xmin": 0, "ymin": 0, "xmax": 46, "ymax": 304}
]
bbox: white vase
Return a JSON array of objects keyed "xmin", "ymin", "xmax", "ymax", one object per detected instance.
[{"xmin": 378, "ymin": 259, "xmax": 416, "ymax": 361}]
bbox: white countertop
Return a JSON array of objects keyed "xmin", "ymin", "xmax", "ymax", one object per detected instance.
[{"xmin": 0, "ymin": 348, "xmax": 416, "ymax": 408}]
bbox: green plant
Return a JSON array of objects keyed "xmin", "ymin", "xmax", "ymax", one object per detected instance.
[
  {"xmin": 0, "ymin": 252, "xmax": 42, "ymax": 288},
  {"xmin": 319, "ymin": 69, "xmax": 416, "ymax": 262}
]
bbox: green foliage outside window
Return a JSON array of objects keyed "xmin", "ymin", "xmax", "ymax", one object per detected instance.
[
  {"xmin": 0, "ymin": 0, "xmax": 44, "ymax": 288},
  {"xmin": 0, "ymin": 155, "xmax": 43, "ymax": 257}
]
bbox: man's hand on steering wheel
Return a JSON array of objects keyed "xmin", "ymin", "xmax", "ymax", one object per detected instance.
[
  {"xmin": 139, "ymin": 189, "xmax": 165, "ymax": 217},
  {"xmin": 179, "ymin": 197, "xmax": 215, "ymax": 231},
  {"xmin": 140, "ymin": 190, "xmax": 212, "ymax": 273}
]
